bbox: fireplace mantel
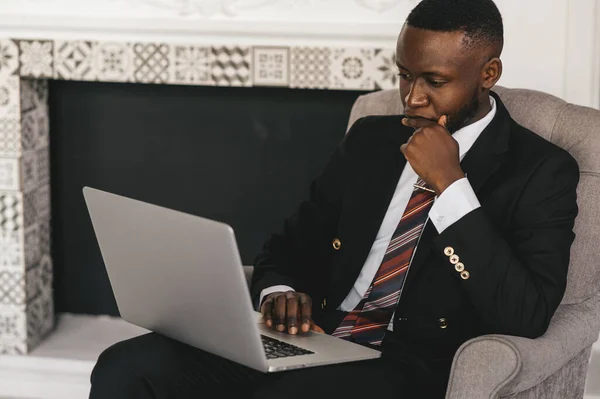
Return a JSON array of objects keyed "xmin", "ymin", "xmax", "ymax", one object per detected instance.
[{"xmin": 0, "ymin": 0, "xmax": 415, "ymax": 48}]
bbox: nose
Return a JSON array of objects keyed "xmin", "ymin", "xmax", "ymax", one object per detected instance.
[{"xmin": 404, "ymin": 80, "xmax": 429, "ymax": 109}]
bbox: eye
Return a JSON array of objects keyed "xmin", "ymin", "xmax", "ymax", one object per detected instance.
[
  {"xmin": 398, "ymin": 73, "xmax": 413, "ymax": 81},
  {"xmin": 428, "ymin": 80, "xmax": 446, "ymax": 88}
]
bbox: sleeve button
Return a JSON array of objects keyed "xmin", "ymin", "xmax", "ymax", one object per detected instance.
[{"xmin": 444, "ymin": 247, "xmax": 454, "ymax": 256}]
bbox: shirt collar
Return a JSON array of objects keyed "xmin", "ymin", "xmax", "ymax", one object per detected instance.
[{"xmin": 453, "ymin": 95, "xmax": 497, "ymax": 160}]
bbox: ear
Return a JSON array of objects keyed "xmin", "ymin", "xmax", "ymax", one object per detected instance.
[{"xmin": 481, "ymin": 57, "xmax": 503, "ymax": 90}]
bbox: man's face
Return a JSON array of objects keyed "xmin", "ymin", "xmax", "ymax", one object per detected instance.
[{"xmin": 396, "ymin": 26, "xmax": 486, "ymax": 133}]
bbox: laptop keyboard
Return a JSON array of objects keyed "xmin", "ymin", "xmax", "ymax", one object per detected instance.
[{"xmin": 261, "ymin": 335, "xmax": 314, "ymax": 359}]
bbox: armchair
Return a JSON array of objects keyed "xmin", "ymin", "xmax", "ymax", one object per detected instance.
[{"xmin": 244, "ymin": 86, "xmax": 600, "ymax": 398}]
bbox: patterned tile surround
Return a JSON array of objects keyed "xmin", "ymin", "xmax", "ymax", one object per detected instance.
[{"xmin": 0, "ymin": 37, "xmax": 396, "ymax": 354}]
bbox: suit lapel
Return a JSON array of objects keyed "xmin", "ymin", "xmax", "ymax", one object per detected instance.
[
  {"xmin": 401, "ymin": 91, "xmax": 512, "ymax": 293},
  {"xmin": 330, "ymin": 124, "xmax": 412, "ymax": 308}
]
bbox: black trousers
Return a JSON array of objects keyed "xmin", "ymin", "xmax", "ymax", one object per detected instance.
[{"xmin": 89, "ymin": 332, "xmax": 448, "ymax": 399}]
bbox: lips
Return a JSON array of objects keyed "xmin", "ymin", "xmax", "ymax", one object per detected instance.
[{"xmin": 403, "ymin": 114, "xmax": 438, "ymax": 123}]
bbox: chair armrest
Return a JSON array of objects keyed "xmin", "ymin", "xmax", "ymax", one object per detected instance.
[{"xmin": 446, "ymin": 293, "xmax": 600, "ymax": 398}]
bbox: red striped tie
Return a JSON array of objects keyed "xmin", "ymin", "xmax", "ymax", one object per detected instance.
[{"xmin": 332, "ymin": 178, "xmax": 436, "ymax": 346}]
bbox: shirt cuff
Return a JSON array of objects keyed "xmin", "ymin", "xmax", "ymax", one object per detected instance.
[
  {"xmin": 258, "ymin": 285, "xmax": 295, "ymax": 311},
  {"xmin": 429, "ymin": 177, "xmax": 481, "ymax": 233}
]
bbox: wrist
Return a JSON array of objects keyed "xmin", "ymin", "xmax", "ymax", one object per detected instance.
[{"xmin": 432, "ymin": 169, "xmax": 465, "ymax": 195}]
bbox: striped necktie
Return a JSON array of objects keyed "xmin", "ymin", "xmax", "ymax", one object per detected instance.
[{"xmin": 332, "ymin": 177, "xmax": 436, "ymax": 346}]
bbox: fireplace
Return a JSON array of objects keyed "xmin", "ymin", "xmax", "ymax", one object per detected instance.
[{"xmin": 0, "ymin": 37, "xmax": 398, "ymax": 355}]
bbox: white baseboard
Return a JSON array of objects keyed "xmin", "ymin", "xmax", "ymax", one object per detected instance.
[{"xmin": 0, "ymin": 356, "xmax": 93, "ymax": 399}]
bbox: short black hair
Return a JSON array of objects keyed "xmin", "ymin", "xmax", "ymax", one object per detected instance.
[{"xmin": 406, "ymin": 0, "xmax": 503, "ymax": 51}]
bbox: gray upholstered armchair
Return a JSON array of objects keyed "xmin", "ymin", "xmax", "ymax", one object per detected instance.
[{"xmin": 244, "ymin": 86, "xmax": 600, "ymax": 398}]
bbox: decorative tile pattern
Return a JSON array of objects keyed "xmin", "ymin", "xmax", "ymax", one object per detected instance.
[
  {"xmin": 0, "ymin": 230, "xmax": 22, "ymax": 270},
  {"xmin": 54, "ymin": 40, "xmax": 96, "ymax": 81},
  {"xmin": 26, "ymin": 290, "xmax": 54, "ymax": 348},
  {"xmin": 0, "ymin": 340, "xmax": 26, "ymax": 354},
  {"xmin": 38, "ymin": 218, "xmax": 50, "ymax": 256},
  {"xmin": 19, "ymin": 111, "xmax": 48, "ymax": 154},
  {"xmin": 0, "ymin": 192, "xmax": 22, "ymax": 231},
  {"xmin": 38, "ymin": 254, "xmax": 52, "ymax": 296},
  {"xmin": 253, "ymin": 47, "xmax": 289, "ymax": 87},
  {"xmin": 373, "ymin": 48, "xmax": 398, "ymax": 90},
  {"xmin": 18, "ymin": 41, "xmax": 53, "ymax": 79},
  {"xmin": 24, "ymin": 224, "xmax": 39, "ymax": 269},
  {"xmin": 21, "ymin": 151, "xmax": 37, "ymax": 193},
  {"xmin": 211, "ymin": 46, "xmax": 252, "ymax": 87},
  {"xmin": 26, "ymin": 78, "xmax": 48, "ymax": 108},
  {"xmin": 0, "ymin": 157, "xmax": 19, "ymax": 191},
  {"xmin": 0, "ymin": 118, "xmax": 21, "ymax": 157},
  {"xmin": 22, "ymin": 189, "xmax": 37, "ymax": 228},
  {"xmin": 0, "ymin": 306, "xmax": 26, "ymax": 341},
  {"xmin": 290, "ymin": 47, "xmax": 331, "ymax": 89},
  {"xmin": 36, "ymin": 105, "xmax": 49, "ymax": 150},
  {"xmin": 93, "ymin": 42, "xmax": 134, "ymax": 83},
  {"xmin": 133, "ymin": 43, "xmax": 170, "ymax": 84},
  {"xmin": 170, "ymin": 45, "xmax": 213, "ymax": 85},
  {"xmin": 331, "ymin": 48, "xmax": 375, "ymax": 90},
  {"xmin": 0, "ymin": 75, "xmax": 20, "ymax": 119},
  {"xmin": 0, "ymin": 40, "xmax": 19, "ymax": 77},
  {"xmin": 37, "ymin": 146, "xmax": 49, "ymax": 185},
  {"xmin": 19, "ymin": 78, "xmax": 36, "ymax": 114},
  {"xmin": 35, "ymin": 184, "xmax": 50, "ymax": 220},
  {"xmin": 25, "ymin": 265, "xmax": 40, "ymax": 303},
  {"xmin": 7, "ymin": 38, "xmax": 397, "ymax": 93},
  {"xmin": 20, "ymin": 110, "xmax": 37, "ymax": 152},
  {"xmin": 0, "ymin": 270, "xmax": 25, "ymax": 306}
]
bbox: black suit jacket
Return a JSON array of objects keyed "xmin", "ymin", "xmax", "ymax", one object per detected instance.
[{"xmin": 251, "ymin": 92, "xmax": 579, "ymax": 381}]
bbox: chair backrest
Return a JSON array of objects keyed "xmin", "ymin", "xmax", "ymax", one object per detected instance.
[{"xmin": 347, "ymin": 87, "xmax": 600, "ymax": 305}]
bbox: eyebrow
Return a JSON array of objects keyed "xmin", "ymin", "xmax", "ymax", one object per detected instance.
[{"xmin": 396, "ymin": 62, "xmax": 451, "ymax": 79}]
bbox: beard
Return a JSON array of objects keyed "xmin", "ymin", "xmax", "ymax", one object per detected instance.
[{"xmin": 445, "ymin": 89, "xmax": 481, "ymax": 134}]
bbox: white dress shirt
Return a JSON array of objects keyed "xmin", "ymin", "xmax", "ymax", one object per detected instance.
[{"xmin": 260, "ymin": 97, "xmax": 497, "ymax": 329}]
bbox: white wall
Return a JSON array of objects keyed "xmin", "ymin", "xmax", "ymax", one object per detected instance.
[{"xmin": 0, "ymin": 0, "xmax": 598, "ymax": 107}]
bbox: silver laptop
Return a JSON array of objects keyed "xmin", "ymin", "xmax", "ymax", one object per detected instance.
[{"xmin": 83, "ymin": 187, "xmax": 380, "ymax": 372}]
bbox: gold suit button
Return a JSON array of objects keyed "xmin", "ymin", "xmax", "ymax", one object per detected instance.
[
  {"xmin": 449, "ymin": 254, "xmax": 460, "ymax": 264},
  {"xmin": 321, "ymin": 299, "xmax": 327, "ymax": 309},
  {"xmin": 455, "ymin": 262, "xmax": 465, "ymax": 272},
  {"xmin": 461, "ymin": 271, "xmax": 471, "ymax": 280},
  {"xmin": 444, "ymin": 247, "xmax": 454, "ymax": 256},
  {"xmin": 332, "ymin": 238, "xmax": 342, "ymax": 250},
  {"xmin": 439, "ymin": 318, "xmax": 448, "ymax": 329}
]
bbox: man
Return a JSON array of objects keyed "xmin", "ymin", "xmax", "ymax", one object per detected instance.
[{"xmin": 89, "ymin": 0, "xmax": 580, "ymax": 397}]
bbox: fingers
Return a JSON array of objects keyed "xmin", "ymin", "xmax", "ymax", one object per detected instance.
[
  {"xmin": 438, "ymin": 115, "xmax": 448, "ymax": 128},
  {"xmin": 299, "ymin": 294, "xmax": 312, "ymax": 333},
  {"xmin": 310, "ymin": 321, "xmax": 325, "ymax": 334},
  {"xmin": 274, "ymin": 294, "xmax": 287, "ymax": 332},
  {"xmin": 285, "ymin": 292, "xmax": 299, "ymax": 335},
  {"xmin": 261, "ymin": 297, "xmax": 274, "ymax": 328},
  {"xmin": 402, "ymin": 117, "xmax": 437, "ymax": 129},
  {"xmin": 262, "ymin": 292, "xmax": 315, "ymax": 335}
]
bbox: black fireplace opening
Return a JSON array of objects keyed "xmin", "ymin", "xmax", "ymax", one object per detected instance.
[{"xmin": 49, "ymin": 80, "xmax": 366, "ymax": 316}]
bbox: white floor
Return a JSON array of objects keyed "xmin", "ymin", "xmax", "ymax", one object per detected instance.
[{"xmin": 0, "ymin": 313, "xmax": 598, "ymax": 399}]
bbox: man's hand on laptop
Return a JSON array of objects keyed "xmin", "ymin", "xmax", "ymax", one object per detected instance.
[{"xmin": 261, "ymin": 291, "xmax": 325, "ymax": 335}]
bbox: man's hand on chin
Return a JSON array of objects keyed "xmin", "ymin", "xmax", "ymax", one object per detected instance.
[{"xmin": 400, "ymin": 115, "xmax": 466, "ymax": 195}]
